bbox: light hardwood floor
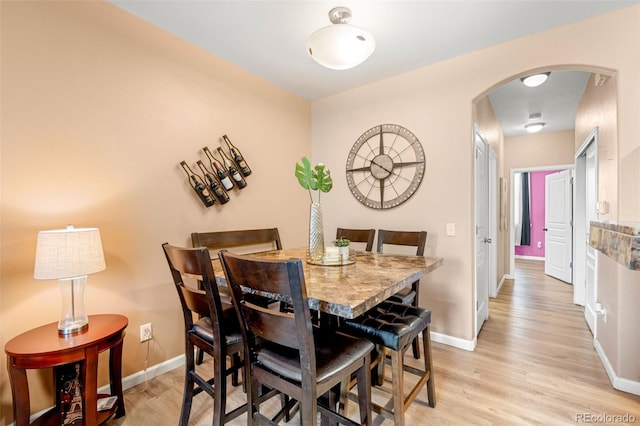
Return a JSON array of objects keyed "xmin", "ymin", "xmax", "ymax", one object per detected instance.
[{"xmin": 109, "ymin": 260, "xmax": 640, "ymax": 425}]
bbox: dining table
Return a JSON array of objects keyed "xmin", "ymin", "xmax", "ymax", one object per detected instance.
[{"xmin": 212, "ymin": 247, "xmax": 444, "ymax": 319}]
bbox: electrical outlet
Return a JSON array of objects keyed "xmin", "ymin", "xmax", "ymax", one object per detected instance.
[{"xmin": 140, "ymin": 323, "xmax": 152, "ymax": 342}]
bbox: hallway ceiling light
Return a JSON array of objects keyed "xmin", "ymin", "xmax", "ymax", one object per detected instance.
[
  {"xmin": 520, "ymin": 72, "xmax": 550, "ymax": 88},
  {"xmin": 525, "ymin": 122, "xmax": 546, "ymax": 133},
  {"xmin": 306, "ymin": 6, "xmax": 375, "ymax": 70}
]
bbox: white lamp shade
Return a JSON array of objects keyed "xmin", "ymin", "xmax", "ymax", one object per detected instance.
[
  {"xmin": 307, "ymin": 24, "xmax": 375, "ymax": 70},
  {"xmin": 34, "ymin": 226, "xmax": 106, "ymax": 280}
]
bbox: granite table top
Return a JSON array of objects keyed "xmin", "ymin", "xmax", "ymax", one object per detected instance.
[{"xmin": 213, "ymin": 247, "xmax": 444, "ymax": 319}]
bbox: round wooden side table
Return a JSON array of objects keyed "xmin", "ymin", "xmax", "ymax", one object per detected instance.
[{"xmin": 5, "ymin": 314, "xmax": 128, "ymax": 426}]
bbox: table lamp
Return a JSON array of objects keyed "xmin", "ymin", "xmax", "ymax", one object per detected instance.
[{"xmin": 34, "ymin": 225, "xmax": 106, "ymax": 334}]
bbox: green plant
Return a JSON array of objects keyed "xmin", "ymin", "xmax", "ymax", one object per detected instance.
[
  {"xmin": 335, "ymin": 237, "xmax": 350, "ymax": 247},
  {"xmin": 294, "ymin": 156, "xmax": 333, "ymax": 203}
]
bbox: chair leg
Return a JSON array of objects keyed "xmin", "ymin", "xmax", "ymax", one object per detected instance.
[
  {"xmin": 411, "ymin": 336, "xmax": 421, "ymax": 360},
  {"xmin": 231, "ymin": 352, "xmax": 241, "ymax": 387},
  {"xmin": 213, "ymin": 354, "xmax": 226, "ymax": 426},
  {"xmin": 375, "ymin": 346, "xmax": 386, "ymax": 386},
  {"xmin": 196, "ymin": 347, "xmax": 204, "ymax": 365},
  {"xmin": 423, "ymin": 327, "xmax": 436, "ymax": 407},
  {"xmin": 249, "ymin": 375, "xmax": 261, "ymax": 426},
  {"xmin": 179, "ymin": 346, "xmax": 195, "ymax": 426},
  {"xmin": 355, "ymin": 355, "xmax": 372, "ymax": 426},
  {"xmin": 390, "ymin": 349, "xmax": 405, "ymax": 426},
  {"xmin": 300, "ymin": 389, "xmax": 318, "ymax": 426}
]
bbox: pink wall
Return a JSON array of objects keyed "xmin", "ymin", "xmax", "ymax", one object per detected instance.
[{"xmin": 515, "ymin": 170, "xmax": 565, "ymax": 257}]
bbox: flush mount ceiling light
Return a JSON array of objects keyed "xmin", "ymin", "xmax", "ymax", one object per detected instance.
[
  {"xmin": 525, "ymin": 122, "xmax": 546, "ymax": 133},
  {"xmin": 306, "ymin": 6, "xmax": 375, "ymax": 70},
  {"xmin": 520, "ymin": 72, "xmax": 550, "ymax": 88}
]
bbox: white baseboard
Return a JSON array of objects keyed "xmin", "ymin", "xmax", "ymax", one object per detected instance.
[
  {"xmin": 23, "ymin": 355, "xmax": 187, "ymax": 426},
  {"xmin": 102, "ymin": 354, "xmax": 186, "ymax": 393},
  {"xmin": 594, "ymin": 338, "xmax": 640, "ymax": 396},
  {"xmin": 514, "ymin": 255, "xmax": 544, "ymax": 261},
  {"xmin": 430, "ymin": 331, "xmax": 476, "ymax": 351},
  {"xmin": 496, "ymin": 274, "xmax": 510, "ymax": 295}
]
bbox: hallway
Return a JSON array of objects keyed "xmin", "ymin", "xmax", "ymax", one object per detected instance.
[{"xmin": 427, "ymin": 259, "xmax": 640, "ymax": 424}]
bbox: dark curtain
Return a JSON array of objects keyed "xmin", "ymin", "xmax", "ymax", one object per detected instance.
[{"xmin": 520, "ymin": 172, "xmax": 531, "ymax": 245}]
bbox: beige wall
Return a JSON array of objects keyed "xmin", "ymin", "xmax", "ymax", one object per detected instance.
[
  {"xmin": 1, "ymin": 2, "xmax": 311, "ymax": 420},
  {"xmin": 575, "ymin": 73, "xmax": 618, "ymax": 221},
  {"xmin": 312, "ymin": 6, "xmax": 639, "ymax": 350},
  {"xmin": 575, "ymin": 72, "xmax": 640, "ymax": 382},
  {"xmin": 504, "ymin": 130, "xmax": 576, "ymax": 171}
]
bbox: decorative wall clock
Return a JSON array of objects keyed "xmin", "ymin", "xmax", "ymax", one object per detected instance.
[{"xmin": 345, "ymin": 124, "xmax": 425, "ymax": 209}]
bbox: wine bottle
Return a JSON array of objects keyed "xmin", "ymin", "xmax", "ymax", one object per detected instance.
[
  {"xmin": 179, "ymin": 161, "xmax": 215, "ymax": 207},
  {"xmin": 217, "ymin": 147, "xmax": 247, "ymax": 189},
  {"xmin": 197, "ymin": 160, "xmax": 230, "ymax": 204},
  {"xmin": 222, "ymin": 134, "xmax": 252, "ymax": 177},
  {"xmin": 203, "ymin": 147, "xmax": 234, "ymax": 191}
]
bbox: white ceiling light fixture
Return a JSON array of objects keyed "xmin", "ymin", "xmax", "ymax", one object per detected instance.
[
  {"xmin": 525, "ymin": 112, "xmax": 545, "ymax": 133},
  {"xmin": 525, "ymin": 122, "xmax": 546, "ymax": 133},
  {"xmin": 307, "ymin": 6, "xmax": 375, "ymax": 70},
  {"xmin": 520, "ymin": 72, "xmax": 551, "ymax": 88}
]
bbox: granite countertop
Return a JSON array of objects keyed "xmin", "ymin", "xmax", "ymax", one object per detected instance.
[
  {"xmin": 590, "ymin": 221, "xmax": 640, "ymax": 271},
  {"xmin": 214, "ymin": 247, "xmax": 444, "ymax": 319}
]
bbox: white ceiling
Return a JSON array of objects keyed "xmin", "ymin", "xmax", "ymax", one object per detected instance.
[{"xmin": 110, "ymin": 0, "xmax": 637, "ymax": 137}]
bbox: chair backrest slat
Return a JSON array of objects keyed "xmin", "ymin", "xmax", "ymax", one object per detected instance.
[
  {"xmin": 191, "ymin": 228, "xmax": 282, "ymax": 253},
  {"xmin": 178, "ymin": 286, "xmax": 210, "ymax": 317},
  {"xmin": 219, "ymin": 251, "xmax": 314, "ymax": 354},
  {"xmin": 376, "ymin": 229, "xmax": 427, "ymax": 256},
  {"xmin": 336, "ymin": 228, "xmax": 375, "ymax": 252}
]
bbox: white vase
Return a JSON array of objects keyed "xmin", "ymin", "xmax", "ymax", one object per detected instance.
[
  {"xmin": 339, "ymin": 246, "xmax": 350, "ymax": 259},
  {"xmin": 308, "ymin": 202, "xmax": 325, "ymax": 261}
]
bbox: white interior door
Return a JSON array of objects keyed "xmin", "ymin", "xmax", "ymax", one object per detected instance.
[
  {"xmin": 474, "ymin": 130, "xmax": 489, "ymax": 336},
  {"xmin": 584, "ymin": 142, "xmax": 598, "ymax": 335},
  {"xmin": 544, "ymin": 169, "xmax": 573, "ymax": 283}
]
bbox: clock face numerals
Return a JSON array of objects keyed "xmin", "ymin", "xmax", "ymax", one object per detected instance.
[{"xmin": 346, "ymin": 124, "xmax": 425, "ymax": 209}]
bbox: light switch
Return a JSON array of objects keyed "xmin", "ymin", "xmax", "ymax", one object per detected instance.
[{"xmin": 446, "ymin": 223, "xmax": 456, "ymax": 236}]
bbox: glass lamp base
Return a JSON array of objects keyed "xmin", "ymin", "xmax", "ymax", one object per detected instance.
[
  {"xmin": 58, "ymin": 276, "xmax": 89, "ymax": 335},
  {"xmin": 58, "ymin": 319, "xmax": 88, "ymax": 335}
]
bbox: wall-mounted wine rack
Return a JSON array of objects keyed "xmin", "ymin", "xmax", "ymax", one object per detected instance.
[{"xmin": 179, "ymin": 134, "xmax": 252, "ymax": 208}]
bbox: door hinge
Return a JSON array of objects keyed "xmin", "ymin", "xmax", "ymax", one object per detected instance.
[{"xmin": 570, "ymin": 261, "xmax": 573, "ymax": 268}]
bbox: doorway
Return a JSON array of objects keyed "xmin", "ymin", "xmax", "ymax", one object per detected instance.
[
  {"xmin": 574, "ymin": 128, "xmax": 599, "ymax": 335},
  {"xmin": 474, "ymin": 127, "xmax": 496, "ymax": 337},
  {"xmin": 509, "ymin": 164, "xmax": 573, "ymax": 282}
]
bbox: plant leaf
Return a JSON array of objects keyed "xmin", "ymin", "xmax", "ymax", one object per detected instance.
[
  {"xmin": 313, "ymin": 164, "xmax": 333, "ymax": 193},
  {"xmin": 294, "ymin": 157, "xmax": 317, "ymax": 190}
]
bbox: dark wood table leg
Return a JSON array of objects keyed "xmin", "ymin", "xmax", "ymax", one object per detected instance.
[
  {"xmin": 84, "ymin": 346, "xmax": 99, "ymax": 425},
  {"xmin": 8, "ymin": 357, "xmax": 30, "ymax": 426},
  {"xmin": 109, "ymin": 337, "xmax": 126, "ymax": 418}
]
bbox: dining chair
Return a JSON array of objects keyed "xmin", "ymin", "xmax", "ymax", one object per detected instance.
[
  {"xmin": 336, "ymin": 228, "xmax": 375, "ymax": 252},
  {"xmin": 341, "ymin": 300, "xmax": 435, "ymax": 426},
  {"xmin": 191, "ymin": 227, "xmax": 283, "ymax": 365},
  {"xmin": 161, "ymin": 243, "xmax": 246, "ymax": 426},
  {"xmin": 219, "ymin": 250, "xmax": 374, "ymax": 426},
  {"xmin": 191, "ymin": 227, "xmax": 282, "ymax": 254},
  {"xmin": 377, "ymin": 229, "xmax": 428, "ymax": 360}
]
